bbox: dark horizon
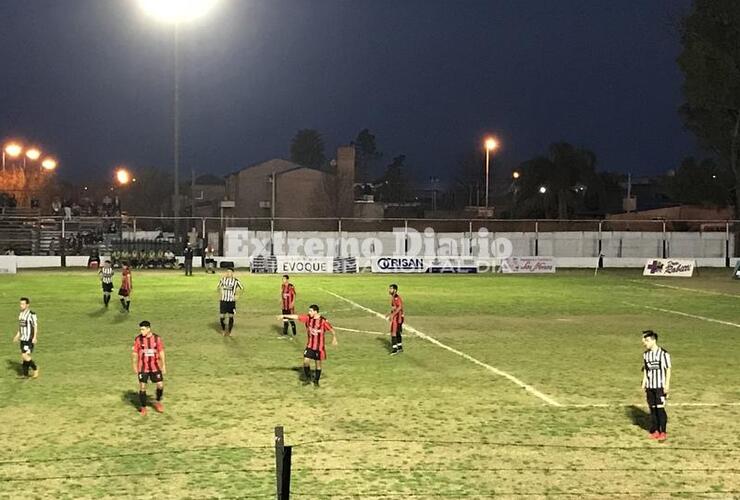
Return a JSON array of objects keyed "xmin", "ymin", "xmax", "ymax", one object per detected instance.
[{"xmin": 0, "ymin": 0, "xmax": 698, "ymax": 184}]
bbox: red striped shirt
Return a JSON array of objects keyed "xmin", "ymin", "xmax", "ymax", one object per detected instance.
[
  {"xmin": 133, "ymin": 334, "xmax": 164, "ymax": 373},
  {"xmin": 298, "ymin": 314, "xmax": 332, "ymax": 352},
  {"xmin": 121, "ymin": 268, "xmax": 132, "ymax": 291},
  {"xmin": 281, "ymin": 283, "xmax": 296, "ymax": 310}
]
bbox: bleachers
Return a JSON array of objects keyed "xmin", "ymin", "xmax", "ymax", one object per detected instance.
[{"xmin": 0, "ymin": 208, "xmax": 40, "ymax": 254}]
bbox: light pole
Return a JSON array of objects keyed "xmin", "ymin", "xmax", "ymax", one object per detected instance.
[
  {"xmin": 137, "ymin": 0, "xmax": 219, "ymax": 227},
  {"xmin": 484, "ymin": 137, "xmax": 498, "ymax": 208}
]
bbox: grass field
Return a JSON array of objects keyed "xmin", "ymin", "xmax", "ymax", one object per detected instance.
[{"xmin": 1, "ymin": 268, "xmax": 740, "ymax": 499}]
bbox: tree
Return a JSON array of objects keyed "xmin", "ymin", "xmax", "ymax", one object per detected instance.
[
  {"xmin": 375, "ymin": 155, "xmax": 409, "ymax": 203},
  {"xmin": 351, "ymin": 129, "xmax": 382, "ymax": 183},
  {"xmin": 669, "ymin": 156, "xmax": 732, "ymax": 206},
  {"xmin": 677, "ymin": 0, "xmax": 740, "ymax": 217},
  {"xmin": 290, "ymin": 129, "xmax": 326, "ymax": 170},
  {"xmin": 512, "ymin": 142, "xmax": 600, "ymax": 218}
]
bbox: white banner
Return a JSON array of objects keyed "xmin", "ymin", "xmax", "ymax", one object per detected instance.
[
  {"xmin": 643, "ymin": 259, "xmax": 695, "ymax": 277},
  {"xmin": 224, "ymin": 227, "xmax": 249, "ymax": 257},
  {"xmin": 276, "ymin": 256, "xmax": 334, "ymax": 274},
  {"xmin": 0, "ymin": 256, "xmax": 18, "ymax": 274},
  {"xmin": 371, "ymin": 257, "xmax": 478, "ymax": 273},
  {"xmin": 500, "ymin": 257, "xmax": 556, "ymax": 274}
]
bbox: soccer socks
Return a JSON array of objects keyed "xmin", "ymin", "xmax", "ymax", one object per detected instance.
[
  {"xmin": 649, "ymin": 406, "xmax": 659, "ymax": 433},
  {"xmin": 120, "ymin": 298, "xmax": 126, "ymax": 309},
  {"xmin": 314, "ymin": 369, "xmax": 322, "ymax": 383},
  {"xmin": 21, "ymin": 360, "xmax": 30, "ymax": 376},
  {"xmin": 303, "ymin": 365, "xmax": 311, "ymax": 379},
  {"xmin": 28, "ymin": 360, "xmax": 37, "ymax": 371},
  {"xmin": 156, "ymin": 387, "xmax": 164, "ymax": 401},
  {"xmin": 283, "ymin": 321, "xmax": 289, "ymax": 336},
  {"xmin": 657, "ymin": 408, "xmax": 668, "ymax": 433},
  {"xmin": 139, "ymin": 391, "xmax": 147, "ymax": 408},
  {"xmin": 220, "ymin": 317, "xmax": 226, "ymax": 331},
  {"xmin": 290, "ymin": 320, "xmax": 297, "ymax": 336},
  {"xmin": 124, "ymin": 299, "xmax": 130, "ymax": 311},
  {"xmin": 103, "ymin": 294, "xmax": 110, "ymax": 306},
  {"xmin": 396, "ymin": 332, "xmax": 403, "ymax": 350},
  {"xmin": 228, "ymin": 317, "xmax": 234, "ymax": 333}
]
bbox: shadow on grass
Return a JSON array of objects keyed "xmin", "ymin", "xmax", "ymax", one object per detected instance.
[
  {"xmin": 87, "ymin": 307, "xmax": 108, "ymax": 318},
  {"xmin": 112, "ymin": 311, "xmax": 129, "ymax": 324},
  {"xmin": 264, "ymin": 365, "xmax": 312, "ymax": 383},
  {"xmin": 5, "ymin": 360, "xmax": 22, "ymax": 375},
  {"xmin": 375, "ymin": 337, "xmax": 391, "ymax": 353},
  {"xmin": 625, "ymin": 405, "xmax": 651, "ymax": 431},
  {"xmin": 211, "ymin": 321, "xmax": 224, "ymax": 334},
  {"xmin": 121, "ymin": 390, "xmax": 140, "ymax": 409}
]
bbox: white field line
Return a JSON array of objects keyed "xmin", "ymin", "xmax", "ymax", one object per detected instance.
[
  {"xmin": 333, "ymin": 326, "xmax": 387, "ymax": 336},
  {"xmin": 562, "ymin": 402, "xmax": 740, "ymax": 408},
  {"xmin": 624, "ymin": 302, "xmax": 740, "ymax": 329},
  {"xmin": 321, "ymin": 288, "xmax": 562, "ymax": 407},
  {"xmin": 630, "ymin": 280, "xmax": 740, "ymax": 299}
]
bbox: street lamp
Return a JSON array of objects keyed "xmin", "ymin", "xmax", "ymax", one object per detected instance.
[
  {"xmin": 512, "ymin": 171, "xmax": 520, "ymax": 180},
  {"xmin": 41, "ymin": 157, "xmax": 57, "ymax": 171},
  {"xmin": 539, "ymin": 186, "xmax": 547, "ymax": 194},
  {"xmin": 3, "ymin": 142, "xmax": 23, "ymax": 171},
  {"xmin": 116, "ymin": 168, "xmax": 131, "ymax": 185},
  {"xmin": 483, "ymin": 137, "xmax": 499, "ymax": 208},
  {"xmin": 138, "ymin": 0, "xmax": 219, "ymax": 226},
  {"xmin": 26, "ymin": 148, "xmax": 41, "ymax": 161}
]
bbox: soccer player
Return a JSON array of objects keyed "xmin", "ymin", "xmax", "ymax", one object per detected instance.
[
  {"xmin": 280, "ymin": 274, "xmax": 297, "ymax": 338},
  {"xmin": 385, "ymin": 283, "xmax": 404, "ymax": 355},
  {"xmin": 278, "ymin": 304, "xmax": 337, "ymax": 387},
  {"xmin": 131, "ymin": 320, "xmax": 166, "ymax": 416},
  {"xmin": 641, "ymin": 330, "xmax": 672, "ymax": 441},
  {"xmin": 216, "ymin": 268, "xmax": 243, "ymax": 336},
  {"xmin": 99, "ymin": 260, "xmax": 114, "ymax": 307},
  {"xmin": 13, "ymin": 297, "xmax": 39, "ymax": 379},
  {"xmin": 118, "ymin": 264, "xmax": 132, "ymax": 312}
]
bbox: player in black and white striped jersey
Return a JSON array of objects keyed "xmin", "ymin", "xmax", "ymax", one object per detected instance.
[
  {"xmin": 216, "ymin": 268, "xmax": 243, "ymax": 336},
  {"xmin": 99, "ymin": 260, "xmax": 114, "ymax": 307},
  {"xmin": 641, "ymin": 330, "xmax": 671, "ymax": 441},
  {"xmin": 13, "ymin": 297, "xmax": 39, "ymax": 379}
]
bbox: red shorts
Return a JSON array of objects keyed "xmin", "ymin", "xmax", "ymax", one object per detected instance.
[
  {"xmin": 391, "ymin": 317, "xmax": 403, "ymax": 335},
  {"xmin": 118, "ymin": 288, "xmax": 130, "ymax": 297}
]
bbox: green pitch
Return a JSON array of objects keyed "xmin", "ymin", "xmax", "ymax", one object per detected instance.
[{"xmin": 1, "ymin": 269, "xmax": 739, "ymax": 498}]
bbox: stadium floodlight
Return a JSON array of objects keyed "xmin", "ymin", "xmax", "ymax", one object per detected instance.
[
  {"xmin": 25, "ymin": 148, "xmax": 42, "ymax": 161},
  {"xmin": 539, "ymin": 186, "xmax": 547, "ymax": 194},
  {"xmin": 41, "ymin": 157, "xmax": 57, "ymax": 171},
  {"xmin": 4, "ymin": 143, "xmax": 23, "ymax": 157},
  {"xmin": 137, "ymin": 0, "xmax": 218, "ymax": 23},
  {"xmin": 512, "ymin": 171, "xmax": 520, "ymax": 179},
  {"xmin": 116, "ymin": 168, "xmax": 132, "ymax": 185}
]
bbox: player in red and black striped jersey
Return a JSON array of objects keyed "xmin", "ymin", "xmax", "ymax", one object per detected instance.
[
  {"xmin": 131, "ymin": 320, "xmax": 166, "ymax": 416},
  {"xmin": 385, "ymin": 284, "xmax": 404, "ymax": 355},
  {"xmin": 278, "ymin": 304, "xmax": 337, "ymax": 386},
  {"xmin": 118, "ymin": 265, "xmax": 132, "ymax": 312},
  {"xmin": 280, "ymin": 275, "xmax": 297, "ymax": 338}
]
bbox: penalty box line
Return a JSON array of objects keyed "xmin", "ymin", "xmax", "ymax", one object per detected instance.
[
  {"xmin": 321, "ymin": 288, "xmax": 562, "ymax": 407},
  {"xmin": 624, "ymin": 302, "xmax": 740, "ymax": 329}
]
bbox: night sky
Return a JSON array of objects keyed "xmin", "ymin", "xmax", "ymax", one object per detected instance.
[{"xmin": 0, "ymin": 0, "xmax": 697, "ymax": 183}]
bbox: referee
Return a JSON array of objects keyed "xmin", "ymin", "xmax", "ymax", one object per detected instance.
[
  {"xmin": 99, "ymin": 260, "xmax": 114, "ymax": 307},
  {"xmin": 641, "ymin": 330, "xmax": 671, "ymax": 441},
  {"xmin": 13, "ymin": 297, "xmax": 39, "ymax": 379},
  {"xmin": 216, "ymin": 268, "xmax": 243, "ymax": 336}
]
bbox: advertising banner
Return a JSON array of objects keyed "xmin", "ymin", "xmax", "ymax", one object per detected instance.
[
  {"xmin": 643, "ymin": 259, "xmax": 695, "ymax": 277},
  {"xmin": 371, "ymin": 257, "xmax": 478, "ymax": 274},
  {"xmin": 500, "ymin": 257, "xmax": 556, "ymax": 274}
]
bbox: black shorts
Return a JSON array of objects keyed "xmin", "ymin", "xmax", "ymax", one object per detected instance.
[
  {"xmin": 20, "ymin": 341, "xmax": 34, "ymax": 354},
  {"xmin": 138, "ymin": 371, "xmax": 163, "ymax": 383},
  {"xmin": 646, "ymin": 388, "xmax": 667, "ymax": 407},
  {"xmin": 102, "ymin": 282, "xmax": 113, "ymax": 293},
  {"xmin": 391, "ymin": 319, "xmax": 403, "ymax": 335},
  {"xmin": 220, "ymin": 301, "xmax": 236, "ymax": 314},
  {"xmin": 282, "ymin": 308, "xmax": 294, "ymax": 315},
  {"xmin": 303, "ymin": 348, "xmax": 326, "ymax": 361},
  {"xmin": 118, "ymin": 288, "xmax": 130, "ymax": 297}
]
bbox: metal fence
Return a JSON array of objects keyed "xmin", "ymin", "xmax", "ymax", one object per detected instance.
[{"xmin": 0, "ymin": 215, "xmax": 738, "ymax": 260}]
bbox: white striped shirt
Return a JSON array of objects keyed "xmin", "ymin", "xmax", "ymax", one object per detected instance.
[
  {"xmin": 18, "ymin": 309, "xmax": 38, "ymax": 342},
  {"xmin": 100, "ymin": 267, "xmax": 114, "ymax": 284},
  {"xmin": 218, "ymin": 277, "xmax": 243, "ymax": 302},
  {"xmin": 643, "ymin": 347, "xmax": 671, "ymax": 389}
]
